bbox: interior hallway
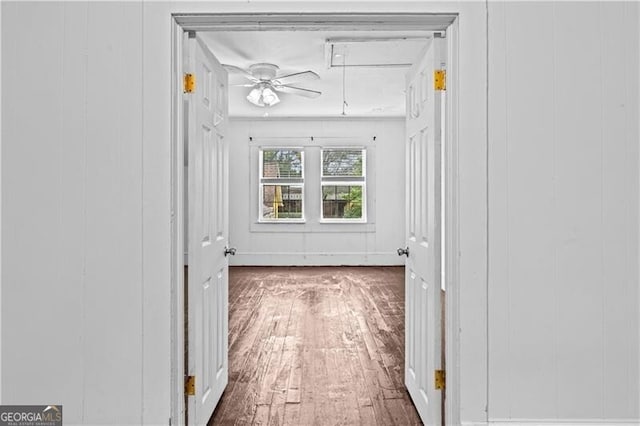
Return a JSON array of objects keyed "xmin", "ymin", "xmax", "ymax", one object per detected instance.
[{"xmin": 209, "ymin": 266, "xmax": 421, "ymax": 425}]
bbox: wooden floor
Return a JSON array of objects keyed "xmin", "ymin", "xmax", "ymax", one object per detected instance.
[{"xmin": 209, "ymin": 266, "xmax": 422, "ymax": 426}]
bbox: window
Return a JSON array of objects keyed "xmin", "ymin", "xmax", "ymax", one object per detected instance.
[
  {"xmin": 321, "ymin": 149, "xmax": 366, "ymax": 221},
  {"xmin": 259, "ymin": 148, "xmax": 304, "ymax": 221}
]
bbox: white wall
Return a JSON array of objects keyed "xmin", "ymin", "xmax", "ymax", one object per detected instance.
[
  {"xmin": 1, "ymin": 2, "xmax": 489, "ymax": 425},
  {"xmin": 487, "ymin": 1, "xmax": 640, "ymax": 424},
  {"xmin": 227, "ymin": 118, "xmax": 405, "ymax": 266},
  {"xmin": 2, "ymin": 2, "xmax": 148, "ymax": 424}
]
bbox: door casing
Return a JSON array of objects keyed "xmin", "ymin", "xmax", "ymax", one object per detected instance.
[{"xmin": 171, "ymin": 12, "xmax": 461, "ymax": 426}]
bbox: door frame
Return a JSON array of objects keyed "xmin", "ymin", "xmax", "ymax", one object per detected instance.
[{"xmin": 171, "ymin": 13, "xmax": 461, "ymax": 426}]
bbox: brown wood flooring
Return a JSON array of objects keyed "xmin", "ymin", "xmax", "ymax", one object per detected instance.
[{"xmin": 209, "ymin": 266, "xmax": 421, "ymax": 426}]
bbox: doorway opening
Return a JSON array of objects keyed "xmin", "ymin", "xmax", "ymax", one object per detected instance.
[{"xmin": 171, "ymin": 13, "xmax": 460, "ymax": 426}]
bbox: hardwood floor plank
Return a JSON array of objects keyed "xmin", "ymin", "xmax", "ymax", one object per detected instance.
[
  {"xmin": 333, "ymin": 348, "xmax": 364, "ymax": 425},
  {"xmin": 297, "ymin": 402, "xmax": 315, "ymax": 426},
  {"xmin": 282, "ymin": 401, "xmax": 300, "ymax": 426},
  {"xmin": 285, "ymin": 350, "xmax": 301, "ymax": 404},
  {"xmin": 252, "ymin": 405, "xmax": 270, "ymax": 425},
  {"xmin": 208, "ymin": 266, "xmax": 423, "ymax": 426}
]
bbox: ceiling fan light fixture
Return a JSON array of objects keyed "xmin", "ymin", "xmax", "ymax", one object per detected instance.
[
  {"xmin": 261, "ymin": 87, "xmax": 280, "ymax": 106},
  {"xmin": 246, "ymin": 87, "xmax": 264, "ymax": 106},
  {"xmin": 246, "ymin": 85, "xmax": 280, "ymax": 107}
]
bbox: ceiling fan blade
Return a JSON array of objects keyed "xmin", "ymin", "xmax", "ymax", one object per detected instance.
[
  {"xmin": 232, "ymin": 84, "xmax": 257, "ymax": 87},
  {"xmin": 273, "ymin": 84, "xmax": 322, "ymax": 99},
  {"xmin": 223, "ymin": 64, "xmax": 259, "ymax": 83},
  {"xmin": 273, "ymin": 70, "xmax": 320, "ymax": 85}
]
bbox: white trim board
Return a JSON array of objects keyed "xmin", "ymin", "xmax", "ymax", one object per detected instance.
[
  {"xmin": 463, "ymin": 421, "xmax": 640, "ymax": 426},
  {"xmin": 230, "ymin": 251, "xmax": 403, "ymax": 266},
  {"xmin": 174, "ymin": 13, "xmax": 456, "ymax": 32},
  {"xmin": 249, "ymin": 222, "xmax": 376, "ymax": 233},
  {"xmin": 229, "ymin": 116, "xmax": 406, "ymax": 121}
]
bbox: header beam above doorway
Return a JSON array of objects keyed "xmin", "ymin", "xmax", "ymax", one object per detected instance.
[{"xmin": 173, "ymin": 13, "xmax": 457, "ymax": 32}]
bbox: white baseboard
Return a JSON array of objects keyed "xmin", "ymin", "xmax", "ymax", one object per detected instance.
[
  {"xmin": 229, "ymin": 251, "xmax": 403, "ymax": 266},
  {"xmin": 463, "ymin": 420, "xmax": 640, "ymax": 426}
]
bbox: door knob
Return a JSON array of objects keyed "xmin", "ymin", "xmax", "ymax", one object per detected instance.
[
  {"xmin": 397, "ymin": 247, "xmax": 409, "ymax": 257},
  {"xmin": 224, "ymin": 247, "xmax": 236, "ymax": 257}
]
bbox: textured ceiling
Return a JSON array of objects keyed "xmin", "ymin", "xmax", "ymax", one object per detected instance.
[{"xmin": 200, "ymin": 30, "xmax": 433, "ymax": 117}]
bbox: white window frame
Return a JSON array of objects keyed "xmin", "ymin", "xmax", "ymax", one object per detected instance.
[
  {"xmin": 258, "ymin": 147, "xmax": 305, "ymax": 223},
  {"xmin": 320, "ymin": 147, "xmax": 367, "ymax": 223}
]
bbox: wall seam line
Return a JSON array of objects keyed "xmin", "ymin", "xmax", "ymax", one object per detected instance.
[
  {"xmin": 551, "ymin": 2, "xmax": 560, "ymax": 419},
  {"xmin": 597, "ymin": 1, "xmax": 605, "ymax": 418},
  {"xmin": 81, "ymin": 3, "xmax": 89, "ymax": 423},
  {"xmin": 486, "ymin": 0, "xmax": 491, "ymax": 420},
  {"xmin": 140, "ymin": 1, "xmax": 145, "ymax": 424}
]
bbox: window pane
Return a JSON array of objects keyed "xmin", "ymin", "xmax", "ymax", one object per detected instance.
[
  {"xmin": 322, "ymin": 149, "xmax": 363, "ymax": 177},
  {"xmin": 322, "ymin": 185, "xmax": 363, "ymax": 219},
  {"xmin": 262, "ymin": 185, "xmax": 303, "ymax": 219},
  {"xmin": 262, "ymin": 149, "xmax": 302, "ymax": 178}
]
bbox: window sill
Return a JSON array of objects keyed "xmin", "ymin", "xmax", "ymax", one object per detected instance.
[
  {"xmin": 257, "ymin": 219, "xmax": 306, "ymax": 224},
  {"xmin": 319, "ymin": 219, "xmax": 368, "ymax": 225},
  {"xmin": 251, "ymin": 221, "xmax": 375, "ymax": 233}
]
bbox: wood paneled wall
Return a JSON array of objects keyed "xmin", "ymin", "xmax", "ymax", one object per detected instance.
[
  {"xmin": 488, "ymin": 2, "xmax": 640, "ymax": 422},
  {"xmin": 2, "ymin": 2, "xmax": 145, "ymax": 424}
]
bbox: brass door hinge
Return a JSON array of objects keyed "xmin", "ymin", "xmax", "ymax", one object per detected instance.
[
  {"xmin": 185, "ymin": 375, "xmax": 195, "ymax": 396},
  {"xmin": 184, "ymin": 73, "xmax": 195, "ymax": 93},
  {"xmin": 434, "ymin": 70, "xmax": 446, "ymax": 91},
  {"xmin": 435, "ymin": 369, "xmax": 446, "ymax": 390}
]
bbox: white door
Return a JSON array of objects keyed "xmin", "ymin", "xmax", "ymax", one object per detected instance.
[
  {"xmin": 186, "ymin": 34, "xmax": 231, "ymax": 426},
  {"xmin": 401, "ymin": 37, "xmax": 443, "ymax": 425}
]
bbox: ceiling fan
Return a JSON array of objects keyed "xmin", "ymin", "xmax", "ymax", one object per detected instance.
[{"xmin": 224, "ymin": 63, "xmax": 322, "ymax": 107}]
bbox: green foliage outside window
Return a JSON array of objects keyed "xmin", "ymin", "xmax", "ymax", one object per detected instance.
[{"xmin": 343, "ymin": 186, "xmax": 362, "ymax": 218}]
